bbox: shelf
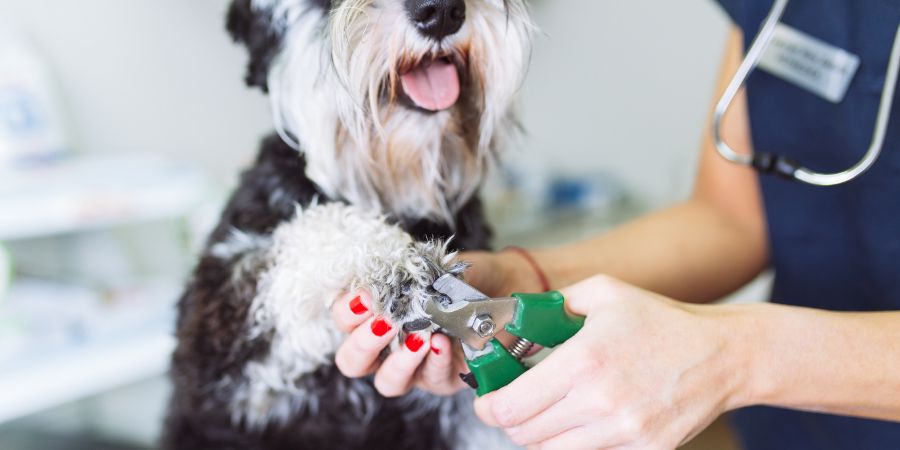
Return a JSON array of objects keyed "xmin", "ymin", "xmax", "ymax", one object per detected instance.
[
  {"xmin": 0, "ymin": 153, "xmax": 209, "ymax": 241},
  {"xmin": 0, "ymin": 279, "xmax": 179, "ymax": 424},
  {"xmin": 0, "ymin": 330, "xmax": 175, "ymax": 424}
]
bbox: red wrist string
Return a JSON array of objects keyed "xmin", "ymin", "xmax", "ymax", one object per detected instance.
[{"xmin": 503, "ymin": 246, "xmax": 551, "ymax": 292}]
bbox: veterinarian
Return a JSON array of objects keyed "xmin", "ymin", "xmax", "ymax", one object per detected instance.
[{"xmin": 332, "ymin": 1, "xmax": 900, "ymax": 449}]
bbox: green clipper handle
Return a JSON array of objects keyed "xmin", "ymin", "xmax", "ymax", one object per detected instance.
[{"xmin": 466, "ymin": 291, "xmax": 585, "ymax": 396}]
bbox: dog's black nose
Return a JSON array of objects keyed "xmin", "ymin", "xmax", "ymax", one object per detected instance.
[{"xmin": 405, "ymin": 0, "xmax": 466, "ymax": 41}]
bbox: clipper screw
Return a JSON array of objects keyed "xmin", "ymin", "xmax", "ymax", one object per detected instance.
[{"xmin": 472, "ymin": 314, "xmax": 495, "ymax": 338}]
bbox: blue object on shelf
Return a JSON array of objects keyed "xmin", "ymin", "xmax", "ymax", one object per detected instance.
[
  {"xmin": 547, "ymin": 174, "xmax": 627, "ymax": 212},
  {"xmin": 0, "ymin": 29, "xmax": 70, "ymax": 169}
]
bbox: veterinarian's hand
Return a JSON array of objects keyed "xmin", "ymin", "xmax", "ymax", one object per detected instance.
[
  {"xmin": 332, "ymin": 291, "xmax": 468, "ymax": 397},
  {"xmin": 473, "ymin": 275, "xmax": 753, "ymax": 450}
]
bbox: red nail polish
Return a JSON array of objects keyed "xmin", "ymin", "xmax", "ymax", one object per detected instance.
[
  {"xmin": 405, "ymin": 334, "xmax": 425, "ymax": 352},
  {"xmin": 349, "ymin": 296, "xmax": 368, "ymax": 315},
  {"xmin": 431, "ymin": 344, "xmax": 441, "ymax": 355},
  {"xmin": 371, "ymin": 318, "xmax": 392, "ymax": 337}
]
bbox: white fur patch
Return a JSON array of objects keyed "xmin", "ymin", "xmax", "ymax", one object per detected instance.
[{"xmin": 228, "ymin": 202, "xmax": 447, "ymax": 427}]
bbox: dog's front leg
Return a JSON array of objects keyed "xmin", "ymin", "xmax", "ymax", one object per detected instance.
[
  {"xmin": 165, "ymin": 201, "xmax": 462, "ymax": 449},
  {"xmin": 233, "ymin": 201, "xmax": 465, "ymax": 417}
]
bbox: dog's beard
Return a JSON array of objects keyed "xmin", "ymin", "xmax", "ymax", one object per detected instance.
[{"xmin": 265, "ymin": 0, "xmax": 532, "ymax": 223}]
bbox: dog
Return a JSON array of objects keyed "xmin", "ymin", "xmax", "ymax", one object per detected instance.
[{"xmin": 162, "ymin": 0, "xmax": 532, "ymax": 448}]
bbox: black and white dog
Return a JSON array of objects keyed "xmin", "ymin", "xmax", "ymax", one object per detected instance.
[{"xmin": 163, "ymin": 0, "xmax": 532, "ymax": 448}]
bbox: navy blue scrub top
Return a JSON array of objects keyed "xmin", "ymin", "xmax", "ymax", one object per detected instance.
[{"xmin": 713, "ymin": 0, "xmax": 900, "ymax": 448}]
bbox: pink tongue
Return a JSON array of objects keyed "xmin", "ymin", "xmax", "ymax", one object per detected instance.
[{"xmin": 400, "ymin": 59, "xmax": 461, "ymax": 111}]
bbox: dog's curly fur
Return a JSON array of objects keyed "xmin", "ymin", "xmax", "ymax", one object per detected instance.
[{"xmin": 163, "ymin": 0, "xmax": 532, "ymax": 448}]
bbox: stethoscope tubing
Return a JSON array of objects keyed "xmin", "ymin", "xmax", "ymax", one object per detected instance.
[{"xmin": 712, "ymin": 0, "xmax": 900, "ymax": 186}]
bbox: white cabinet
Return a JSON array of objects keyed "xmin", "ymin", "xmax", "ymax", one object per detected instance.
[{"xmin": 0, "ymin": 153, "xmax": 210, "ymax": 424}]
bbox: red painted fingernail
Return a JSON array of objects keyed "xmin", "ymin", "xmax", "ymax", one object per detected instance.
[
  {"xmin": 371, "ymin": 318, "xmax": 392, "ymax": 337},
  {"xmin": 349, "ymin": 296, "xmax": 368, "ymax": 315},
  {"xmin": 405, "ymin": 334, "xmax": 425, "ymax": 352},
  {"xmin": 431, "ymin": 344, "xmax": 441, "ymax": 355}
]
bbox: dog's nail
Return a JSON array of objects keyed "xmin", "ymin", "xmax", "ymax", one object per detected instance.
[
  {"xmin": 431, "ymin": 344, "xmax": 441, "ymax": 355},
  {"xmin": 405, "ymin": 334, "xmax": 425, "ymax": 352},
  {"xmin": 371, "ymin": 318, "xmax": 392, "ymax": 337},
  {"xmin": 349, "ymin": 296, "xmax": 368, "ymax": 315}
]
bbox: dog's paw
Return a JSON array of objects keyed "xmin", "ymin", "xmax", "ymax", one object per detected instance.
[{"xmin": 366, "ymin": 240, "xmax": 468, "ymax": 331}]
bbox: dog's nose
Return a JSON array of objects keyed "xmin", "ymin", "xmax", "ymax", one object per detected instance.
[{"xmin": 405, "ymin": 0, "xmax": 466, "ymax": 41}]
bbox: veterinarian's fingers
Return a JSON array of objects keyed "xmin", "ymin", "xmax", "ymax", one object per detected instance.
[
  {"xmin": 418, "ymin": 334, "xmax": 467, "ymax": 394},
  {"xmin": 474, "ymin": 346, "xmax": 574, "ymax": 428},
  {"xmin": 331, "ymin": 291, "xmax": 373, "ymax": 333},
  {"xmin": 335, "ymin": 315, "xmax": 398, "ymax": 378},
  {"xmin": 504, "ymin": 397, "xmax": 584, "ymax": 447},
  {"xmin": 373, "ymin": 332, "xmax": 431, "ymax": 397}
]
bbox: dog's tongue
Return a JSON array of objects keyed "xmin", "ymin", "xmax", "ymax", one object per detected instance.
[{"xmin": 400, "ymin": 59, "xmax": 460, "ymax": 111}]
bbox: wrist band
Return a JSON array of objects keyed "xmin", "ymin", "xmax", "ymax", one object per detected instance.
[{"xmin": 503, "ymin": 246, "xmax": 550, "ymax": 292}]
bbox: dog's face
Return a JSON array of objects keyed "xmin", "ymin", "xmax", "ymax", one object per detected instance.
[{"xmin": 228, "ymin": 0, "xmax": 532, "ymax": 222}]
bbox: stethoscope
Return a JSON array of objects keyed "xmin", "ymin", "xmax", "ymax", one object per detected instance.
[{"xmin": 713, "ymin": 0, "xmax": 900, "ymax": 186}]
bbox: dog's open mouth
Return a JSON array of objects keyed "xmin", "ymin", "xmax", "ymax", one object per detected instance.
[{"xmin": 399, "ymin": 55, "xmax": 461, "ymax": 112}]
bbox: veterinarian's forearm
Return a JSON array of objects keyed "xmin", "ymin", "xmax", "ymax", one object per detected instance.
[
  {"xmin": 530, "ymin": 197, "xmax": 767, "ymax": 302},
  {"xmin": 525, "ymin": 29, "xmax": 766, "ymax": 302},
  {"xmin": 729, "ymin": 303, "xmax": 900, "ymax": 422}
]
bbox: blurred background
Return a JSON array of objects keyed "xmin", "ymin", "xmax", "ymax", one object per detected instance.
[{"xmin": 0, "ymin": 1, "xmax": 759, "ymax": 448}]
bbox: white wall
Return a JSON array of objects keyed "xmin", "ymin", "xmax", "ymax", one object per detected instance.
[
  {"xmin": 0, "ymin": 0, "xmax": 273, "ymax": 184},
  {"xmin": 521, "ymin": 0, "xmax": 730, "ymax": 206},
  {"xmin": 0, "ymin": 0, "xmax": 731, "ymax": 202}
]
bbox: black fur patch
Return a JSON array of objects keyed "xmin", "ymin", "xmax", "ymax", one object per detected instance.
[
  {"xmin": 311, "ymin": 0, "xmax": 334, "ymax": 11},
  {"xmin": 226, "ymin": 0, "xmax": 288, "ymax": 92}
]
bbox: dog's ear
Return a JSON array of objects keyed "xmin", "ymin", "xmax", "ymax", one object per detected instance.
[{"xmin": 226, "ymin": 0, "xmax": 285, "ymax": 92}]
